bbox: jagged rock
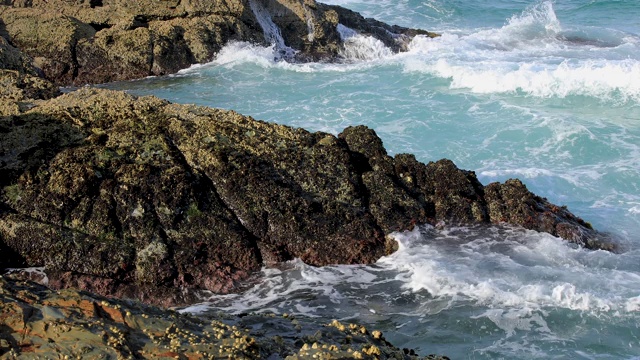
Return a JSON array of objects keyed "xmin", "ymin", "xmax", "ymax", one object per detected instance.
[
  {"xmin": 0, "ymin": 276, "xmax": 448, "ymax": 359},
  {"xmin": 0, "ymin": 0, "xmax": 438, "ymax": 85},
  {"xmin": 324, "ymin": 4, "xmax": 438, "ymax": 52},
  {"xmin": 0, "ymin": 89, "xmax": 611, "ymax": 305}
]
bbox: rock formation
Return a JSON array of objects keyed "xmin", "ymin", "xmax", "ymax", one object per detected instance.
[
  {"xmin": 0, "ymin": 87, "xmax": 612, "ymax": 306},
  {"xmin": 0, "ymin": 1, "xmax": 612, "ymax": 358},
  {"xmin": 0, "ymin": 0, "xmax": 437, "ymax": 86}
]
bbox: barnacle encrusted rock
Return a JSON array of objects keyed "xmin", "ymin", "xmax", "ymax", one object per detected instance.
[
  {"xmin": 0, "ymin": 88, "xmax": 611, "ymax": 305},
  {"xmin": 0, "ymin": 276, "xmax": 447, "ymax": 359}
]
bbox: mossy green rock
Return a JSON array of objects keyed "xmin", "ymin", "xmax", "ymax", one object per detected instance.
[{"xmin": 0, "ymin": 88, "xmax": 611, "ymax": 305}]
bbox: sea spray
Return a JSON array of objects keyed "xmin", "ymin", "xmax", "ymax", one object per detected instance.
[
  {"xmin": 248, "ymin": 0, "xmax": 297, "ymax": 60},
  {"xmin": 403, "ymin": 1, "xmax": 640, "ymax": 101},
  {"xmin": 337, "ymin": 24, "xmax": 393, "ymax": 61}
]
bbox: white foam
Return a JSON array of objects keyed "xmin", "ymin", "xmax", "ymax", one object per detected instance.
[
  {"xmin": 497, "ymin": 1, "xmax": 562, "ymax": 45},
  {"xmin": 337, "ymin": 24, "xmax": 393, "ymax": 61},
  {"xmin": 473, "ymin": 308, "xmax": 551, "ymax": 337},
  {"xmin": 479, "ymin": 166, "xmax": 602, "ymax": 189},
  {"xmin": 480, "ymin": 167, "xmax": 555, "ymax": 179},
  {"xmin": 405, "ymin": 56, "xmax": 640, "ymax": 101},
  {"xmin": 212, "ymin": 41, "xmax": 279, "ymax": 68},
  {"xmin": 626, "ymin": 297, "xmax": 640, "ymax": 312},
  {"xmin": 401, "ymin": 1, "xmax": 640, "ymax": 103},
  {"xmin": 380, "ymin": 226, "xmax": 639, "ymax": 315},
  {"xmin": 178, "ymin": 303, "xmax": 213, "ymax": 315},
  {"xmin": 209, "ymin": 41, "xmax": 389, "ymax": 74},
  {"xmin": 248, "ymin": 0, "xmax": 297, "ymax": 60},
  {"xmin": 181, "ymin": 259, "xmax": 385, "ymax": 316}
]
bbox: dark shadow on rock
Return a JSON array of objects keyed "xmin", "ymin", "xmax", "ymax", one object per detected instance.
[
  {"xmin": 0, "ymin": 112, "xmax": 86, "ymax": 188},
  {"xmin": 0, "ymin": 111, "xmax": 86, "ymax": 270},
  {"xmin": 0, "ymin": 236, "xmax": 27, "ymax": 271},
  {"xmin": 0, "ymin": 18, "xmax": 9, "ymax": 42},
  {"xmin": 0, "ymin": 324, "xmax": 20, "ymax": 355}
]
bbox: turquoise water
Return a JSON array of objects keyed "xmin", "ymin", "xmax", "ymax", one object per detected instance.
[{"xmin": 106, "ymin": 1, "xmax": 640, "ymax": 358}]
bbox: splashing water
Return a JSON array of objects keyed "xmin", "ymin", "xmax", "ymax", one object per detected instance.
[
  {"xmin": 337, "ymin": 24, "xmax": 393, "ymax": 61},
  {"xmin": 248, "ymin": 0, "xmax": 297, "ymax": 60}
]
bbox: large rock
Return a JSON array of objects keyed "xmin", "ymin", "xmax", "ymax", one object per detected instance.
[
  {"xmin": 0, "ymin": 89, "xmax": 611, "ymax": 305},
  {"xmin": 0, "ymin": 0, "xmax": 438, "ymax": 85}
]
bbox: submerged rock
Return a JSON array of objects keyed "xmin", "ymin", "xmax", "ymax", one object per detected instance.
[
  {"xmin": 0, "ymin": 0, "xmax": 438, "ymax": 85},
  {"xmin": 0, "ymin": 276, "xmax": 448, "ymax": 359},
  {"xmin": 0, "ymin": 88, "xmax": 612, "ymax": 305}
]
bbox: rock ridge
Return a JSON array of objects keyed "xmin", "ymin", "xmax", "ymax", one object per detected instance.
[{"xmin": 0, "ymin": 88, "xmax": 612, "ymax": 306}]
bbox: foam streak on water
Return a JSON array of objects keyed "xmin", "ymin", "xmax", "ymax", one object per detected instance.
[{"xmin": 105, "ymin": 1, "xmax": 640, "ymax": 357}]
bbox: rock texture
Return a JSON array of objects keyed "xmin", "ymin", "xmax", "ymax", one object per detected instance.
[
  {"xmin": 0, "ymin": 88, "xmax": 612, "ymax": 306},
  {"xmin": 0, "ymin": 0, "xmax": 438, "ymax": 86},
  {"xmin": 0, "ymin": 276, "xmax": 449, "ymax": 359}
]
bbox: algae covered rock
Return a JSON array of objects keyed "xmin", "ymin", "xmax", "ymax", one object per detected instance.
[
  {"xmin": 0, "ymin": 70, "xmax": 60, "ymax": 101},
  {"xmin": 0, "ymin": 0, "xmax": 438, "ymax": 85},
  {"xmin": 0, "ymin": 29, "xmax": 33, "ymax": 74},
  {"xmin": 0, "ymin": 88, "xmax": 610, "ymax": 305},
  {"xmin": 0, "ymin": 7, "xmax": 97, "ymax": 84}
]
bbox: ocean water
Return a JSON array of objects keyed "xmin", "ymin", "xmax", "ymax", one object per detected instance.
[{"xmin": 105, "ymin": 1, "xmax": 640, "ymax": 358}]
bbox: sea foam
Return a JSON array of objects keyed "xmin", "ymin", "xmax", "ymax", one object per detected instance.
[
  {"xmin": 379, "ymin": 225, "xmax": 638, "ymax": 315},
  {"xmin": 337, "ymin": 24, "xmax": 393, "ymax": 61},
  {"xmin": 402, "ymin": 1, "xmax": 640, "ymax": 102}
]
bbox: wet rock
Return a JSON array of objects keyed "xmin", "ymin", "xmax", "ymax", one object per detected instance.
[
  {"xmin": 484, "ymin": 179, "xmax": 612, "ymax": 250},
  {"xmin": 0, "ymin": 89, "xmax": 611, "ymax": 305},
  {"xmin": 0, "ymin": 276, "xmax": 446, "ymax": 359},
  {"xmin": 0, "ymin": 0, "xmax": 438, "ymax": 85},
  {"xmin": 325, "ymin": 3, "xmax": 438, "ymax": 52}
]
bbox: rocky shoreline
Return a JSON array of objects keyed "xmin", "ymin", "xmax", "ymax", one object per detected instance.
[
  {"xmin": 0, "ymin": 0, "xmax": 614, "ymax": 358},
  {"xmin": 0, "ymin": 0, "xmax": 437, "ymax": 86}
]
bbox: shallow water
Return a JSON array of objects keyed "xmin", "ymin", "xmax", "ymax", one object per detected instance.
[{"xmin": 106, "ymin": 1, "xmax": 640, "ymax": 358}]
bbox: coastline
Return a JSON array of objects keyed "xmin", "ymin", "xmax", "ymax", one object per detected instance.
[{"xmin": 0, "ymin": 0, "xmax": 616, "ymax": 358}]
